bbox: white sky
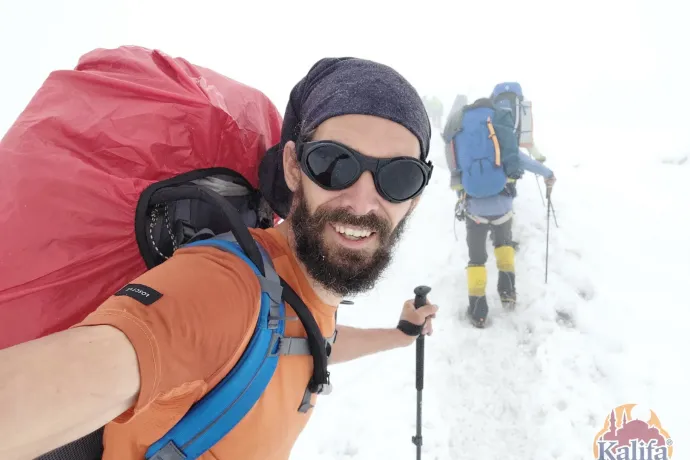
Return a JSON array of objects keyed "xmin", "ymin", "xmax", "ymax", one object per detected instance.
[
  {"xmin": 0, "ymin": 3, "xmax": 688, "ymax": 456},
  {"xmin": 1, "ymin": 0, "xmax": 689, "ymax": 159}
]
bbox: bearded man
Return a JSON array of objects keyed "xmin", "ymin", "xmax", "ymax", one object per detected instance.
[{"xmin": 0, "ymin": 57, "xmax": 439, "ymax": 460}]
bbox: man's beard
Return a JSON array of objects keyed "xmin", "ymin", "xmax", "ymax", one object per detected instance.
[{"xmin": 289, "ymin": 185, "xmax": 412, "ymax": 297}]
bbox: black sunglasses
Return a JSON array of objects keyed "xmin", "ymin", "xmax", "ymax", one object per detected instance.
[{"xmin": 296, "ymin": 140, "xmax": 433, "ymax": 203}]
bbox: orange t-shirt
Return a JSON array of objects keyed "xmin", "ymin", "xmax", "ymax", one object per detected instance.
[{"xmin": 74, "ymin": 227, "xmax": 337, "ymax": 460}]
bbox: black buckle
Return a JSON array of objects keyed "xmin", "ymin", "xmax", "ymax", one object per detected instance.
[{"xmin": 308, "ymin": 372, "xmax": 332, "ymax": 396}]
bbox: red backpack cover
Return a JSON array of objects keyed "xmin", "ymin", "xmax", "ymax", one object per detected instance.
[{"xmin": 0, "ymin": 45, "xmax": 283, "ymax": 349}]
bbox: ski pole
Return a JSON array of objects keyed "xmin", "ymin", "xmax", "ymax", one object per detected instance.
[
  {"xmin": 411, "ymin": 285, "xmax": 431, "ymax": 460},
  {"xmin": 535, "ymin": 173, "xmax": 546, "ymax": 207},
  {"xmin": 545, "ymin": 196, "xmax": 551, "ymax": 284},
  {"xmin": 538, "ymin": 177, "xmax": 560, "ymax": 228},
  {"xmin": 549, "ymin": 199, "xmax": 559, "ymax": 228}
]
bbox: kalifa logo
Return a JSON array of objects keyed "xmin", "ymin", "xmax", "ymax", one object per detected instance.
[{"xmin": 593, "ymin": 404, "xmax": 673, "ymax": 459}]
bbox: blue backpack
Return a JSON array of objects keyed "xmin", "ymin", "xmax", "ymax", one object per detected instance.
[
  {"xmin": 452, "ymin": 98, "xmax": 522, "ymax": 198},
  {"xmin": 40, "ymin": 181, "xmax": 334, "ymax": 460}
]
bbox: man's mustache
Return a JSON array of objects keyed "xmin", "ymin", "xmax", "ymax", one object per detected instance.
[{"xmin": 313, "ymin": 208, "xmax": 391, "ymax": 237}]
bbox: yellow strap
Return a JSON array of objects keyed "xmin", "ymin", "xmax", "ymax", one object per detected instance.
[{"xmin": 487, "ymin": 116, "xmax": 501, "ymax": 166}]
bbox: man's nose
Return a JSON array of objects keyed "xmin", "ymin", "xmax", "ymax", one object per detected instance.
[{"xmin": 340, "ymin": 171, "xmax": 380, "ymax": 215}]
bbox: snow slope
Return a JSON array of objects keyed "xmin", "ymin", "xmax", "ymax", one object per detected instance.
[
  {"xmin": 290, "ymin": 130, "xmax": 689, "ymax": 459},
  {"xmin": 1, "ymin": 1, "xmax": 688, "ymax": 458}
]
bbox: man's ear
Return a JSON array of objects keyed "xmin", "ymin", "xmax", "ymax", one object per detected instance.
[{"xmin": 282, "ymin": 141, "xmax": 301, "ymax": 193}]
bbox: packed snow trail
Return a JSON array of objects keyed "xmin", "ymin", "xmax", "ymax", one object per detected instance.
[{"xmin": 289, "ymin": 131, "xmax": 688, "ymax": 459}]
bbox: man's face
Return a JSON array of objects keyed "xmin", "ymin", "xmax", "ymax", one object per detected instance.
[{"xmin": 282, "ymin": 114, "xmax": 423, "ymax": 297}]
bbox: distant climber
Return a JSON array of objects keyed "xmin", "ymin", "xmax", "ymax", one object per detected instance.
[
  {"xmin": 423, "ymin": 95, "xmax": 444, "ymax": 130},
  {"xmin": 443, "ymin": 96, "xmax": 556, "ymax": 328}
]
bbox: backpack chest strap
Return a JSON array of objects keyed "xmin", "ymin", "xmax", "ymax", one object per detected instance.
[
  {"xmin": 256, "ymin": 263, "xmax": 337, "ymax": 360},
  {"xmin": 278, "ymin": 332, "xmax": 337, "ymax": 357}
]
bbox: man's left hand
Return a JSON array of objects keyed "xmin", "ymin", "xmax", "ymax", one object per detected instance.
[{"xmin": 396, "ymin": 298, "xmax": 438, "ymax": 344}]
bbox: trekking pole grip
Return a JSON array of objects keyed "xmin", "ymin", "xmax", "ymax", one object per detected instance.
[{"xmin": 413, "ymin": 286, "xmax": 431, "ymax": 310}]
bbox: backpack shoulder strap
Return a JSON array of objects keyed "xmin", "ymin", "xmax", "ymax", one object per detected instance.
[
  {"xmin": 145, "ymin": 234, "xmax": 284, "ymax": 460},
  {"xmin": 491, "ymin": 112, "xmax": 524, "ymax": 179},
  {"xmin": 145, "ymin": 230, "xmax": 334, "ymax": 460},
  {"xmin": 149, "ymin": 183, "xmax": 332, "ymax": 400},
  {"xmin": 35, "ymin": 427, "xmax": 104, "ymax": 460},
  {"xmin": 187, "ymin": 229, "xmax": 333, "ymax": 402}
]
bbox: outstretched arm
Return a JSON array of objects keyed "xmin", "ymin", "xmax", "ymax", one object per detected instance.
[
  {"xmin": 328, "ymin": 299, "xmax": 438, "ymax": 365},
  {"xmin": 0, "ymin": 326, "xmax": 140, "ymax": 459},
  {"xmin": 518, "ymin": 150, "xmax": 553, "ymax": 178},
  {"xmin": 517, "ymin": 150, "xmax": 557, "ymax": 197},
  {"xmin": 0, "ymin": 246, "xmax": 262, "ymax": 459},
  {"xmin": 525, "ymin": 144, "xmax": 546, "ymax": 162},
  {"xmin": 328, "ymin": 326, "xmax": 411, "ymax": 364}
]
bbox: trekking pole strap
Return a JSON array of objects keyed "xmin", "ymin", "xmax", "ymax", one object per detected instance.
[{"xmin": 545, "ymin": 198, "xmax": 551, "ymax": 284}]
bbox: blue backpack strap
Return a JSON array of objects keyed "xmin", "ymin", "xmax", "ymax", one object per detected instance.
[{"xmin": 145, "ymin": 232, "xmax": 285, "ymax": 460}]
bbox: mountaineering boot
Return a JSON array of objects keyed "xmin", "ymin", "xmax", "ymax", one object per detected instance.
[
  {"xmin": 495, "ymin": 245, "xmax": 516, "ymax": 310},
  {"xmin": 468, "ymin": 296, "xmax": 489, "ymax": 328},
  {"xmin": 497, "ymin": 271, "xmax": 516, "ymax": 310},
  {"xmin": 466, "ymin": 265, "xmax": 488, "ymax": 327}
]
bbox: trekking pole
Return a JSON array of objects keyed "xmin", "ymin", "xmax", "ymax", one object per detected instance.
[
  {"xmin": 539, "ymin": 176, "xmax": 560, "ymax": 228},
  {"xmin": 545, "ymin": 196, "xmax": 551, "ymax": 284},
  {"xmin": 549, "ymin": 199, "xmax": 560, "ymax": 228},
  {"xmin": 411, "ymin": 285, "xmax": 431, "ymax": 460}
]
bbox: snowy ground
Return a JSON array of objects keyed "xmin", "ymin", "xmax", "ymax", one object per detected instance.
[
  {"xmin": 290, "ymin": 130, "xmax": 689, "ymax": 459},
  {"xmin": 2, "ymin": 1, "xmax": 688, "ymax": 458}
]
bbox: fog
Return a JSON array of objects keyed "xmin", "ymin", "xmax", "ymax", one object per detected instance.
[{"xmin": 2, "ymin": 0, "xmax": 689, "ymax": 162}]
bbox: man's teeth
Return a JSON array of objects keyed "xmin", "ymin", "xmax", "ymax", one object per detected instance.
[{"xmin": 334, "ymin": 225, "xmax": 372, "ymax": 238}]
